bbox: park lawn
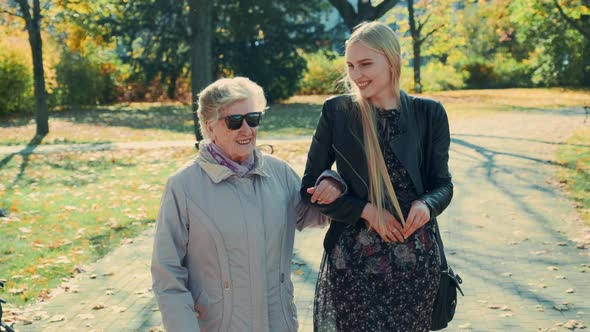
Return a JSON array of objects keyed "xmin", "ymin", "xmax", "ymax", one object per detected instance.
[
  {"xmin": 1, "ymin": 88, "xmax": 588, "ymax": 146},
  {"xmin": 0, "ymin": 147, "xmax": 195, "ymax": 304},
  {"xmin": 0, "ymin": 141, "xmax": 310, "ymax": 306},
  {"xmin": 556, "ymin": 127, "xmax": 590, "ymax": 227}
]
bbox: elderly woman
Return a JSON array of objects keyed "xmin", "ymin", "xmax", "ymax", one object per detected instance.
[{"xmin": 151, "ymin": 77, "xmax": 341, "ymax": 332}]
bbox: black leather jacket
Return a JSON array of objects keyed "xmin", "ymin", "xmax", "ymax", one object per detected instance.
[{"xmin": 300, "ymin": 91, "xmax": 453, "ymax": 253}]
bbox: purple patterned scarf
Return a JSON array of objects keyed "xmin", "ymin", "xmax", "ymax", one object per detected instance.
[{"xmin": 205, "ymin": 141, "xmax": 255, "ymax": 177}]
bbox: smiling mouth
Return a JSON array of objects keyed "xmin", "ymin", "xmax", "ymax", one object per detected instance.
[
  {"xmin": 236, "ymin": 139, "xmax": 252, "ymax": 145},
  {"xmin": 357, "ymin": 81, "xmax": 370, "ymax": 89}
]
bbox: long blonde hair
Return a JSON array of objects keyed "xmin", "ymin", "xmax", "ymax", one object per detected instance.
[{"xmin": 344, "ymin": 21, "xmax": 405, "ymax": 233}]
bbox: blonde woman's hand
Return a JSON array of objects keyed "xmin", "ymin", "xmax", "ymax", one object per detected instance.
[
  {"xmin": 361, "ymin": 203, "xmax": 405, "ymax": 243},
  {"xmin": 402, "ymin": 200, "xmax": 431, "ymax": 238},
  {"xmin": 307, "ymin": 177, "xmax": 343, "ymax": 204}
]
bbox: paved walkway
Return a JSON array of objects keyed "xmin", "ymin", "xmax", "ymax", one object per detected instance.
[{"xmin": 4, "ymin": 108, "xmax": 590, "ymax": 331}]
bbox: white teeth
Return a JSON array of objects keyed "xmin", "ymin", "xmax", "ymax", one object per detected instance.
[
  {"xmin": 357, "ymin": 81, "xmax": 369, "ymax": 87},
  {"xmin": 237, "ymin": 139, "xmax": 251, "ymax": 144}
]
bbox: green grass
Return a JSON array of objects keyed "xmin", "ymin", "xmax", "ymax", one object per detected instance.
[
  {"xmin": 1, "ymin": 88, "xmax": 588, "ymax": 146},
  {"xmin": 0, "ymin": 147, "xmax": 196, "ymax": 304},
  {"xmin": 0, "ymin": 141, "xmax": 311, "ymax": 306},
  {"xmin": 556, "ymin": 127, "xmax": 590, "ymax": 227}
]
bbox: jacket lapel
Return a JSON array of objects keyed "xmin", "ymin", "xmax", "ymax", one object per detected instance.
[{"xmin": 388, "ymin": 91, "xmax": 424, "ymax": 193}]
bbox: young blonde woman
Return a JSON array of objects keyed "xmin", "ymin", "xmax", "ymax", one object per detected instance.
[{"xmin": 300, "ymin": 21, "xmax": 453, "ymax": 331}]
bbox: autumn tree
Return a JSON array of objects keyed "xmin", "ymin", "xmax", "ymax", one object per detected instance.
[
  {"xmin": 405, "ymin": 0, "xmax": 446, "ymax": 93},
  {"xmin": 1, "ymin": 0, "xmax": 49, "ymax": 136}
]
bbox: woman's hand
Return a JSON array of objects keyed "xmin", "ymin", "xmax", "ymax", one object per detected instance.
[
  {"xmin": 306, "ymin": 177, "xmax": 343, "ymax": 205},
  {"xmin": 402, "ymin": 200, "xmax": 431, "ymax": 238},
  {"xmin": 361, "ymin": 203, "xmax": 405, "ymax": 243}
]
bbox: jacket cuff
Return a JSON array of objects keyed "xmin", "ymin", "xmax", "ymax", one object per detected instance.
[{"xmin": 315, "ymin": 170, "xmax": 348, "ymax": 197}]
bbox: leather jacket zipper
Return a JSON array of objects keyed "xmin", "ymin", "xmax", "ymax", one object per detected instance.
[{"xmin": 332, "ymin": 144, "xmax": 368, "ymax": 191}]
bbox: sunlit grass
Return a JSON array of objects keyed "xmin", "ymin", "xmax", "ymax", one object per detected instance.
[
  {"xmin": 1, "ymin": 88, "xmax": 588, "ymax": 146},
  {"xmin": 0, "ymin": 141, "xmax": 312, "ymax": 306},
  {"xmin": 0, "ymin": 147, "xmax": 196, "ymax": 304},
  {"xmin": 556, "ymin": 127, "xmax": 590, "ymax": 227},
  {"xmin": 424, "ymin": 88, "xmax": 589, "ymax": 109}
]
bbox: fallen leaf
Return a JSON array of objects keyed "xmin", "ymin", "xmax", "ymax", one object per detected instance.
[
  {"xmin": 553, "ymin": 304, "xmax": 570, "ymax": 311},
  {"xmin": 111, "ymin": 306, "xmax": 127, "ymax": 313},
  {"xmin": 294, "ymin": 269, "xmax": 304, "ymax": 275},
  {"xmin": 561, "ymin": 320, "xmax": 586, "ymax": 330},
  {"xmin": 19, "ymin": 227, "xmax": 31, "ymax": 233},
  {"xmin": 49, "ymin": 315, "xmax": 66, "ymax": 322},
  {"xmin": 8, "ymin": 288, "xmax": 26, "ymax": 295},
  {"xmin": 92, "ymin": 304, "xmax": 105, "ymax": 310}
]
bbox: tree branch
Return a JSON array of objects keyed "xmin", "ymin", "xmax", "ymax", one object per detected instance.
[
  {"xmin": 419, "ymin": 25, "xmax": 442, "ymax": 44},
  {"xmin": 417, "ymin": 13, "xmax": 431, "ymax": 35},
  {"xmin": 374, "ymin": 0, "xmax": 401, "ymax": 19},
  {"xmin": 328, "ymin": 0, "xmax": 357, "ymax": 29},
  {"xmin": 553, "ymin": 0, "xmax": 590, "ymax": 40},
  {"xmin": 0, "ymin": 6, "xmax": 24, "ymax": 18}
]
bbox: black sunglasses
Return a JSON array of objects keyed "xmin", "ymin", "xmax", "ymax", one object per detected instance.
[{"xmin": 222, "ymin": 112, "xmax": 263, "ymax": 130}]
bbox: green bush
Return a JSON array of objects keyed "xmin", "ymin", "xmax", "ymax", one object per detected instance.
[
  {"xmin": 401, "ymin": 62, "xmax": 467, "ymax": 92},
  {"xmin": 462, "ymin": 55, "xmax": 532, "ymax": 89},
  {"xmin": 299, "ymin": 50, "xmax": 346, "ymax": 95},
  {"xmin": 0, "ymin": 49, "xmax": 34, "ymax": 115},
  {"xmin": 55, "ymin": 50, "xmax": 114, "ymax": 107}
]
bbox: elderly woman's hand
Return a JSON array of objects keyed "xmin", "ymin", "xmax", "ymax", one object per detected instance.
[{"xmin": 306, "ymin": 177, "xmax": 344, "ymax": 205}]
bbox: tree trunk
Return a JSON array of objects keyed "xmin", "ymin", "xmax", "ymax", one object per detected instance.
[
  {"xmin": 413, "ymin": 42, "xmax": 422, "ymax": 93},
  {"xmin": 188, "ymin": 0, "xmax": 213, "ymax": 143},
  {"xmin": 18, "ymin": 0, "xmax": 49, "ymax": 136},
  {"xmin": 407, "ymin": 0, "xmax": 422, "ymax": 93},
  {"xmin": 167, "ymin": 71, "xmax": 177, "ymax": 100},
  {"xmin": 583, "ymin": 37, "xmax": 590, "ymax": 87}
]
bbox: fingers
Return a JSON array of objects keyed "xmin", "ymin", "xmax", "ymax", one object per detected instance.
[
  {"xmin": 403, "ymin": 203, "xmax": 428, "ymax": 238},
  {"xmin": 377, "ymin": 227, "xmax": 403, "ymax": 243},
  {"xmin": 404, "ymin": 207, "xmax": 417, "ymax": 235},
  {"xmin": 309, "ymin": 179, "xmax": 342, "ymax": 204},
  {"xmin": 384, "ymin": 210, "xmax": 405, "ymax": 234}
]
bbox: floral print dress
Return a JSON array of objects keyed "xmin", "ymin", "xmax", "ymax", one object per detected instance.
[{"xmin": 313, "ymin": 108, "xmax": 441, "ymax": 332}]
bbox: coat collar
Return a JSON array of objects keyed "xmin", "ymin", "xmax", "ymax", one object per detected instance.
[{"xmin": 198, "ymin": 147, "xmax": 269, "ymax": 184}]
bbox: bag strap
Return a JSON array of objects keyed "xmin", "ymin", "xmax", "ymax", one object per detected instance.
[{"xmin": 433, "ymin": 219, "xmax": 449, "ymax": 270}]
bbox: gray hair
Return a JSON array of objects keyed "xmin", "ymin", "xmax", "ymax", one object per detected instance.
[{"xmin": 197, "ymin": 77, "xmax": 267, "ymax": 139}]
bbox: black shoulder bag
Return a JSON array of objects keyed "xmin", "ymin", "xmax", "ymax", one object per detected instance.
[{"xmin": 430, "ymin": 220, "xmax": 464, "ymax": 331}]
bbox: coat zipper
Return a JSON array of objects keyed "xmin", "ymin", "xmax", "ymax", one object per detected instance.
[{"xmin": 332, "ymin": 144, "xmax": 369, "ymax": 191}]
